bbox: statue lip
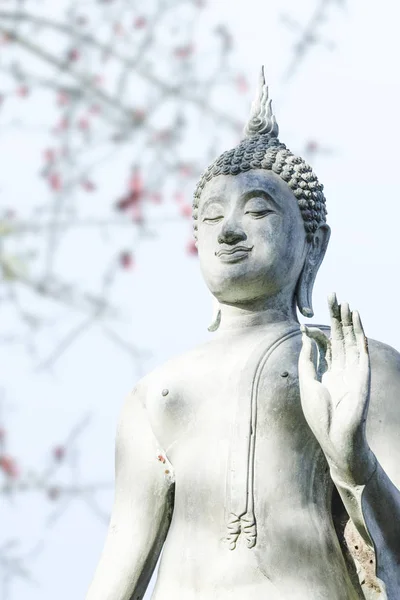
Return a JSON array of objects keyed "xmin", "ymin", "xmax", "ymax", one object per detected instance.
[
  {"xmin": 215, "ymin": 246, "xmax": 253, "ymax": 263},
  {"xmin": 216, "ymin": 245, "xmax": 253, "ymax": 257}
]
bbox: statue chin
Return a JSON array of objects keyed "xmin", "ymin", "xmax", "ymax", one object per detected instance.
[
  {"xmin": 205, "ymin": 278, "xmax": 273, "ymax": 308},
  {"xmin": 201, "ymin": 262, "xmax": 297, "ymax": 310}
]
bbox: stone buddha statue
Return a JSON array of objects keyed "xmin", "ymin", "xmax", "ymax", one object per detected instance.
[{"xmin": 86, "ymin": 68, "xmax": 400, "ymax": 600}]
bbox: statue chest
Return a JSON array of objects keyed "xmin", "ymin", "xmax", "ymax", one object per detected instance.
[
  {"xmin": 164, "ymin": 330, "xmax": 306, "ymax": 425},
  {"xmin": 147, "ymin": 328, "xmax": 322, "ymax": 496},
  {"xmin": 147, "ymin": 327, "xmax": 328, "ymax": 554}
]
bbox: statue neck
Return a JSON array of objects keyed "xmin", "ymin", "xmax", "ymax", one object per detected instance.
[{"xmin": 216, "ymin": 292, "xmax": 299, "ymax": 333}]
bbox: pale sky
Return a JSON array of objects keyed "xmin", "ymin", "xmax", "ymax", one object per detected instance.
[{"xmin": 1, "ymin": 1, "xmax": 400, "ymax": 598}]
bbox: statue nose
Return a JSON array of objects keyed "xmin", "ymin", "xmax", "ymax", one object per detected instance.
[{"xmin": 217, "ymin": 221, "xmax": 246, "ymax": 245}]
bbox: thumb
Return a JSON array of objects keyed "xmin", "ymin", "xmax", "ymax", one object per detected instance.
[{"xmin": 299, "ymin": 325, "xmax": 318, "ymax": 383}]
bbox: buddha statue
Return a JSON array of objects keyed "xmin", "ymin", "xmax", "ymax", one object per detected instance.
[{"xmin": 86, "ymin": 67, "xmax": 400, "ymax": 600}]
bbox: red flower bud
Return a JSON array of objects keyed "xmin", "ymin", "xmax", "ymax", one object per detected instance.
[
  {"xmin": 129, "ymin": 168, "xmax": 142, "ymax": 195},
  {"xmin": 49, "ymin": 173, "xmax": 62, "ymax": 191},
  {"xmin": 78, "ymin": 117, "xmax": 89, "ymax": 131},
  {"xmin": 68, "ymin": 48, "xmax": 80, "ymax": 62},
  {"xmin": 0, "ymin": 32, "xmax": 12, "ymax": 45},
  {"xmin": 53, "ymin": 116, "xmax": 69, "ymax": 133},
  {"xmin": 119, "ymin": 251, "xmax": 134, "ymax": 269},
  {"xmin": 0, "ymin": 455, "xmax": 19, "ymax": 478},
  {"xmin": 116, "ymin": 194, "xmax": 141, "ymax": 211},
  {"xmin": 132, "ymin": 109, "xmax": 146, "ymax": 123},
  {"xmin": 17, "ymin": 85, "xmax": 29, "ymax": 97},
  {"xmin": 53, "ymin": 446, "xmax": 65, "ymax": 461},
  {"xmin": 133, "ymin": 16, "xmax": 147, "ymax": 29},
  {"xmin": 174, "ymin": 45, "xmax": 194, "ymax": 59}
]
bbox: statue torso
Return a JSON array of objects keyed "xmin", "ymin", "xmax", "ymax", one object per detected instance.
[{"xmin": 143, "ymin": 324, "xmax": 364, "ymax": 600}]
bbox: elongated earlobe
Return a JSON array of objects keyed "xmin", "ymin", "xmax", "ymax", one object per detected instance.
[
  {"xmin": 296, "ymin": 224, "xmax": 330, "ymax": 318},
  {"xmin": 208, "ymin": 298, "xmax": 221, "ymax": 332},
  {"xmin": 297, "ymin": 264, "xmax": 315, "ymax": 317}
]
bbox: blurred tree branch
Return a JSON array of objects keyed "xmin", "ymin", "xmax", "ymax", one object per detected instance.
[
  {"xmin": 0, "ymin": 0, "xmax": 246, "ymax": 370},
  {"xmin": 0, "ymin": 1, "xmax": 249, "ymax": 593},
  {"xmin": 0, "ymin": 1, "xmax": 342, "ymax": 597}
]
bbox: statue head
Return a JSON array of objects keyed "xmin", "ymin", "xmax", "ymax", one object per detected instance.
[{"xmin": 193, "ymin": 67, "xmax": 330, "ymax": 329}]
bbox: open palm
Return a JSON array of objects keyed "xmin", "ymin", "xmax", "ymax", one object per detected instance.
[{"xmin": 299, "ymin": 293, "xmax": 372, "ymax": 478}]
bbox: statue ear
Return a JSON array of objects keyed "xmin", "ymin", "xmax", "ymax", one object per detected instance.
[{"xmin": 296, "ymin": 224, "xmax": 330, "ymax": 318}]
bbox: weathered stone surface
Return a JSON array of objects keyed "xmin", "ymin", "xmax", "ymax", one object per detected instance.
[{"xmin": 85, "ymin": 68, "xmax": 400, "ymax": 600}]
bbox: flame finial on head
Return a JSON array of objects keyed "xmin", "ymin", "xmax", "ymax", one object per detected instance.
[{"xmin": 243, "ymin": 66, "xmax": 279, "ymax": 139}]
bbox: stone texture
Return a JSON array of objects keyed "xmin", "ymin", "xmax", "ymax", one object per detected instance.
[{"xmin": 85, "ymin": 68, "xmax": 400, "ymax": 600}]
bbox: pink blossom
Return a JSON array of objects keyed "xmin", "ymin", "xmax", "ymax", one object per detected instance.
[{"xmin": 0, "ymin": 455, "xmax": 19, "ymax": 478}]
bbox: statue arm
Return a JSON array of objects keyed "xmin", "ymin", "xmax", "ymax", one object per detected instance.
[
  {"xmin": 85, "ymin": 384, "xmax": 174, "ymax": 600},
  {"xmin": 299, "ymin": 295, "xmax": 400, "ymax": 597},
  {"xmin": 330, "ymin": 456, "xmax": 400, "ymax": 596},
  {"xmin": 331, "ymin": 339, "xmax": 400, "ymax": 596}
]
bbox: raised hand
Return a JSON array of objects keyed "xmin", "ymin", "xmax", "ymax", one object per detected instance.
[{"xmin": 299, "ymin": 293, "xmax": 376, "ymax": 483}]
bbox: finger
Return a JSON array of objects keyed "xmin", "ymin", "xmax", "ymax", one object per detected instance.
[
  {"xmin": 327, "ymin": 292, "xmax": 344, "ymax": 367},
  {"xmin": 305, "ymin": 327, "xmax": 329, "ymax": 351},
  {"xmin": 353, "ymin": 310, "xmax": 369, "ymax": 357},
  {"xmin": 340, "ymin": 302, "xmax": 358, "ymax": 361},
  {"xmin": 327, "ymin": 291, "xmax": 341, "ymax": 325},
  {"xmin": 352, "ymin": 310, "xmax": 371, "ymax": 415},
  {"xmin": 304, "ymin": 326, "xmax": 331, "ymax": 375},
  {"xmin": 299, "ymin": 326, "xmax": 318, "ymax": 382}
]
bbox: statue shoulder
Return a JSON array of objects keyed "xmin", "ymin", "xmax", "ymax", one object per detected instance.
[
  {"xmin": 132, "ymin": 340, "xmax": 211, "ymax": 407},
  {"xmin": 363, "ymin": 337, "xmax": 400, "ymax": 488},
  {"xmin": 367, "ymin": 337, "xmax": 400, "ymax": 376},
  {"xmin": 366, "ymin": 337, "xmax": 400, "ymax": 418}
]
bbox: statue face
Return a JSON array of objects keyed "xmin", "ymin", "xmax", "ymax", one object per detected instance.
[{"xmin": 196, "ymin": 169, "xmax": 309, "ymax": 306}]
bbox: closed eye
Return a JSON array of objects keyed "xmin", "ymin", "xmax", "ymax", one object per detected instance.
[
  {"xmin": 203, "ymin": 216, "xmax": 224, "ymax": 223},
  {"xmin": 244, "ymin": 209, "xmax": 274, "ymax": 219}
]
